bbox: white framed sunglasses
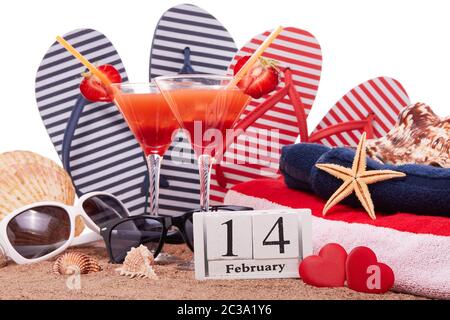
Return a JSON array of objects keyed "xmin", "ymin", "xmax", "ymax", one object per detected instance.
[{"xmin": 0, "ymin": 192, "xmax": 129, "ymax": 264}]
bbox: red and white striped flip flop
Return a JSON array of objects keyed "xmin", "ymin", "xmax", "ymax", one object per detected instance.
[
  {"xmin": 210, "ymin": 27, "xmax": 323, "ymax": 204},
  {"xmin": 309, "ymin": 77, "xmax": 410, "ymax": 147}
]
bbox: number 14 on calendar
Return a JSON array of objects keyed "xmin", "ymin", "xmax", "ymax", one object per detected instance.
[{"xmin": 193, "ymin": 209, "xmax": 312, "ymax": 280}]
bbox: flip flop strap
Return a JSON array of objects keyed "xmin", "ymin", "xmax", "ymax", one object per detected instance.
[
  {"xmin": 215, "ymin": 85, "xmax": 290, "ymax": 187},
  {"xmin": 215, "ymin": 68, "xmax": 309, "ymax": 188},
  {"xmin": 234, "ymin": 86, "xmax": 290, "ymax": 133},
  {"xmin": 232, "ymin": 69, "xmax": 308, "ymax": 136},
  {"xmin": 61, "ymin": 95, "xmax": 88, "ymax": 176},
  {"xmin": 309, "ymin": 113, "xmax": 375, "ymax": 143},
  {"xmin": 180, "ymin": 47, "xmax": 196, "ymax": 74},
  {"xmin": 285, "ymin": 68, "xmax": 309, "ymax": 142}
]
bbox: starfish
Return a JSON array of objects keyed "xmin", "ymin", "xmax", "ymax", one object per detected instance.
[{"xmin": 316, "ymin": 133, "xmax": 406, "ymax": 220}]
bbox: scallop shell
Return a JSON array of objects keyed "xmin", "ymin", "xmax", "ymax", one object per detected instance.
[
  {"xmin": 53, "ymin": 251, "xmax": 101, "ymax": 275},
  {"xmin": 0, "ymin": 246, "xmax": 8, "ymax": 268},
  {"xmin": 0, "ymin": 151, "xmax": 84, "ymax": 235},
  {"xmin": 116, "ymin": 245, "xmax": 158, "ymax": 279}
]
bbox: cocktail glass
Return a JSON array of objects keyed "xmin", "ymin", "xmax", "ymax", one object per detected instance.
[
  {"xmin": 112, "ymin": 82, "xmax": 182, "ymax": 263},
  {"xmin": 155, "ymin": 75, "xmax": 250, "ymax": 269},
  {"xmin": 112, "ymin": 82, "xmax": 179, "ymax": 216}
]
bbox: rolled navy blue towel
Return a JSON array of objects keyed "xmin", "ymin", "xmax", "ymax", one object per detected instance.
[
  {"xmin": 280, "ymin": 143, "xmax": 331, "ymax": 192},
  {"xmin": 280, "ymin": 143, "xmax": 450, "ymax": 217}
]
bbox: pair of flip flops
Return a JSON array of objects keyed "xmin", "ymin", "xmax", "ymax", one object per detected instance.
[{"xmin": 35, "ymin": 3, "xmax": 411, "ymax": 216}]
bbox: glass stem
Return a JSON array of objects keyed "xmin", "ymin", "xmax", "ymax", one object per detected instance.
[
  {"xmin": 146, "ymin": 154, "xmax": 162, "ymax": 216},
  {"xmin": 198, "ymin": 154, "xmax": 213, "ymax": 212}
]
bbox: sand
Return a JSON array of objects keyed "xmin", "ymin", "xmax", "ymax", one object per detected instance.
[{"xmin": 0, "ymin": 242, "xmax": 425, "ymax": 300}]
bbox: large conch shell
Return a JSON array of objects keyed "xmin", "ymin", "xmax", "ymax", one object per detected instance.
[
  {"xmin": 366, "ymin": 103, "xmax": 449, "ymax": 168},
  {"xmin": 116, "ymin": 245, "xmax": 158, "ymax": 279},
  {"xmin": 0, "ymin": 151, "xmax": 84, "ymax": 235},
  {"xmin": 53, "ymin": 251, "xmax": 101, "ymax": 275}
]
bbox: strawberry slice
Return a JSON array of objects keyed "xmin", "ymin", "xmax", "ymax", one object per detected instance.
[
  {"xmin": 233, "ymin": 56, "xmax": 251, "ymax": 75},
  {"xmin": 79, "ymin": 64, "xmax": 121, "ymax": 102},
  {"xmin": 233, "ymin": 56, "xmax": 280, "ymax": 99}
]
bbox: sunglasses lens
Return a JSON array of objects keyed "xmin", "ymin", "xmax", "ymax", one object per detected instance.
[
  {"xmin": 6, "ymin": 206, "xmax": 70, "ymax": 259},
  {"xmin": 109, "ymin": 218, "xmax": 163, "ymax": 263},
  {"xmin": 82, "ymin": 195, "xmax": 128, "ymax": 228}
]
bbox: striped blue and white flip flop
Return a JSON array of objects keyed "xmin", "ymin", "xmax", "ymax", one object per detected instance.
[
  {"xmin": 35, "ymin": 29, "xmax": 149, "ymax": 216},
  {"xmin": 149, "ymin": 4, "xmax": 238, "ymax": 213}
]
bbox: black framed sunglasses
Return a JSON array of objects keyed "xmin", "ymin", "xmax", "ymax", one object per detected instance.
[{"xmin": 100, "ymin": 205, "xmax": 253, "ymax": 264}]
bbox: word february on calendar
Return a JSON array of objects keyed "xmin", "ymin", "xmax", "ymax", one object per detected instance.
[{"xmin": 193, "ymin": 209, "xmax": 312, "ymax": 280}]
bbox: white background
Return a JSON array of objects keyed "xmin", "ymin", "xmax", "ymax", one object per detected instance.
[{"xmin": 0, "ymin": 0, "xmax": 449, "ymax": 163}]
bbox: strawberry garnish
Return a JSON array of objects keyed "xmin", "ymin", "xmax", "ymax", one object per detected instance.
[
  {"xmin": 79, "ymin": 64, "xmax": 121, "ymax": 102},
  {"xmin": 233, "ymin": 56, "xmax": 280, "ymax": 99},
  {"xmin": 233, "ymin": 56, "xmax": 251, "ymax": 75}
]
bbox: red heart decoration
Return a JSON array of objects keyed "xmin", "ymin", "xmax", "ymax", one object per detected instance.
[
  {"xmin": 299, "ymin": 243, "xmax": 347, "ymax": 287},
  {"xmin": 346, "ymin": 246, "xmax": 395, "ymax": 294}
]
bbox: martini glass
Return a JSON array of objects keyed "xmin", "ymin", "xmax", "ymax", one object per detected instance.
[
  {"xmin": 155, "ymin": 75, "xmax": 251, "ymax": 269},
  {"xmin": 112, "ymin": 82, "xmax": 181, "ymax": 263}
]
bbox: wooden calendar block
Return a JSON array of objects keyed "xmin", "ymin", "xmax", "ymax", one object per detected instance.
[
  {"xmin": 205, "ymin": 213, "xmax": 253, "ymax": 261},
  {"xmin": 193, "ymin": 209, "xmax": 312, "ymax": 280},
  {"xmin": 252, "ymin": 212, "xmax": 299, "ymax": 259}
]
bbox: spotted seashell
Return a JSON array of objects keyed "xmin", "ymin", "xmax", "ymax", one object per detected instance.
[
  {"xmin": 366, "ymin": 103, "xmax": 449, "ymax": 168},
  {"xmin": 53, "ymin": 252, "xmax": 101, "ymax": 275},
  {"xmin": 116, "ymin": 245, "xmax": 158, "ymax": 279}
]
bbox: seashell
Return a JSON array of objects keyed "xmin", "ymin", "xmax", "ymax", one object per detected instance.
[
  {"xmin": 0, "ymin": 151, "xmax": 84, "ymax": 235},
  {"xmin": 116, "ymin": 245, "xmax": 158, "ymax": 279},
  {"xmin": 53, "ymin": 251, "xmax": 101, "ymax": 275},
  {"xmin": 0, "ymin": 246, "xmax": 8, "ymax": 268},
  {"xmin": 366, "ymin": 103, "xmax": 449, "ymax": 168}
]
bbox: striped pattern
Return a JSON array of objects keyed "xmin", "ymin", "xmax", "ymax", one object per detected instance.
[
  {"xmin": 311, "ymin": 77, "xmax": 411, "ymax": 147},
  {"xmin": 149, "ymin": 3, "xmax": 237, "ymax": 78},
  {"xmin": 149, "ymin": 4, "xmax": 238, "ymax": 213},
  {"xmin": 225, "ymin": 183, "xmax": 450, "ymax": 300},
  {"xmin": 210, "ymin": 27, "xmax": 323, "ymax": 203},
  {"xmin": 35, "ymin": 29, "xmax": 148, "ymax": 216}
]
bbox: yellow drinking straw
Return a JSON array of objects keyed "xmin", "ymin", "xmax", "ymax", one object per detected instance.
[
  {"xmin": 231, "ymin": 26, "xmax": 284, "ymax": 87},
  {"xmin": 55, "ymin": 36, "xmax": 112, "ymax": 87}
]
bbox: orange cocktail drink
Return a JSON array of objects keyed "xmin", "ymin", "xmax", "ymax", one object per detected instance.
[
  {"xmin": 114, "ymin": 91, "xmax": 178, "ymax": 156},
  {"xmin": 112, "ymin": 83, "xmax": 179, "ymax": 216},
  {"xmin": 155, "ymin": 75, "xmax": 250, "ymax": 213},
  {"xmin": 166, "ymin": 88, "xmax": 249, "ymax": 156}
]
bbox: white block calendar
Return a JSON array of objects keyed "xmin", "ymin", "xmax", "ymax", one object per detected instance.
[{"xmin": 193, "ymin": 209, "xmax": 312, "ymax": 280}]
